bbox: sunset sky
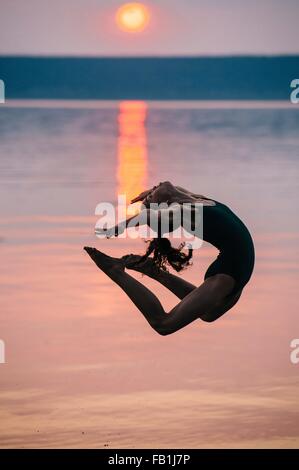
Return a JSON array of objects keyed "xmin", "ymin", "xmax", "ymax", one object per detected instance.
[{"xmin": 0, "ymin": 0, "xmax": 299, "ymax": 56}]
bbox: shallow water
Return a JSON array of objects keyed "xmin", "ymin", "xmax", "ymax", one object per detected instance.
[{"xmin": 0, "ymin": 101, "xmax": 299, "ymax": 448}]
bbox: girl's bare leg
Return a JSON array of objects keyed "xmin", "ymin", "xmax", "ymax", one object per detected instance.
[
  {"xmin": 84, "ymin": 247, "xmax": 236, "ymax": 335},
  {"xmin": 122, "ymin": 255, "xmax": 243, "ymax": 320},
  {"xmin": 122, "ymin": 254, "xmax": 196, "ymax": 299}
]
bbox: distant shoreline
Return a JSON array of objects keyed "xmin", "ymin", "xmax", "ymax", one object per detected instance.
[
  {"xmin": 1, "ymin": 54, "xmax": 298, "ymax": 58},
  {"xmin": 1, "ymin": 55, "xmax": 298, "ymax": 100}
]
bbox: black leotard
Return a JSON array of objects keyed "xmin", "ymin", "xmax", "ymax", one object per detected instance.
[{"xmin": 202, "ymin": 200, "xmax": 255, "ymax": 294}]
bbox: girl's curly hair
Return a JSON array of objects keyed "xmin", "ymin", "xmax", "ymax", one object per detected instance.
[{"xmin": 135, "ymin": 237, "xmax": 193, "ymax": 273}]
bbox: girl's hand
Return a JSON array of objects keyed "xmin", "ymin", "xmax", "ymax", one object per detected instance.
[
  {"xmin": 95, "ymin": 221, "xmax": 126, "ymax": 238},
  {"xmin": 95, "ymin": 226, "xmax": 117, "ymax": 238}
]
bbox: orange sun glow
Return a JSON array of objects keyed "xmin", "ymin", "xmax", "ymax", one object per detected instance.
[{"xmin": 116, "ymin": 3, "xmax": 150, "ymax": 33}]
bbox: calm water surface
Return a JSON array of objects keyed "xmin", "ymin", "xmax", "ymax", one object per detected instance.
[{"xmin": 0, "ymin": 101, "xmax": 298, "ymax": 448}]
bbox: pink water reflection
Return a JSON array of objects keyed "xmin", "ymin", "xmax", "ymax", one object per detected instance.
[{"xmin": 0, "ymin": 102, "xmax": 298, "ymax": 448}]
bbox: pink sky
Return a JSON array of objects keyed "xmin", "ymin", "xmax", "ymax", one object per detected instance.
[{"xmin": 0, "ymin": 0, "xmax": 299, "ymax": 56}]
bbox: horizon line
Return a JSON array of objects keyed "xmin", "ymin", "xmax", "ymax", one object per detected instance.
[
  {"xmin": 3, "ymin": 99, "xmax": 296, "ymax": 109},
  {"xmin": 1, "ymin": 53, "xmax": 299, "ymax": 59}
]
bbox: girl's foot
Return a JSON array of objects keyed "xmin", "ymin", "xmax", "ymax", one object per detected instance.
[
  {"xmin": 84, "ymin": 247, "xmax": 124, "ymax": 276},
  {"xmin": 122, "ymin": 254, "xmax": 157, "ymax": 275}
]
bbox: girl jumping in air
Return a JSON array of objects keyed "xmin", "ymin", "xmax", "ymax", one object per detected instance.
[{"xmin": 84, "ymin": 181, "xmax": 255, "ymax": 335}]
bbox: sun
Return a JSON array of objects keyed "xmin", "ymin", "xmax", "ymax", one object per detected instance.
[{"xmin": 116, "ymin": 3, "xmax": 150, "ymax": 33}]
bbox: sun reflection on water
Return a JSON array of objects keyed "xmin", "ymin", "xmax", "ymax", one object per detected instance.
[{"xmin": 117, "ymin": 101, "xmax": 148, "ymax": 216}]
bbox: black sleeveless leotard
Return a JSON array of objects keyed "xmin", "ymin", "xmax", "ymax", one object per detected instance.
[{"xmin": 202, "ymin": 200, "xmax": 255, "ymax": 294}]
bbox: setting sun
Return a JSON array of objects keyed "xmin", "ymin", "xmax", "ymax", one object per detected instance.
[{"xmin": 116, "ymin": 3, "xmax": 150, "ymax": 33}]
